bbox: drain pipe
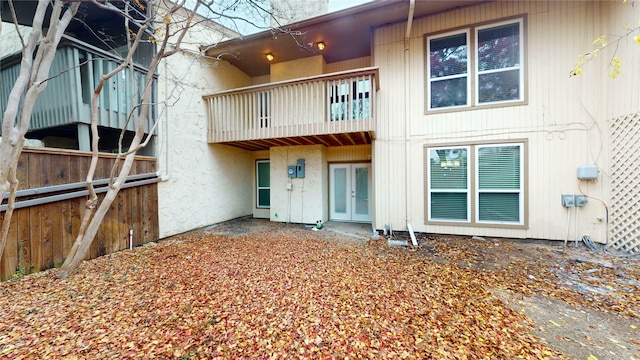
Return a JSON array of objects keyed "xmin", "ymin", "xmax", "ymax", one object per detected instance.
[
  {"xmin": 158, "ymin": 57, "xmax": 171, "ymax": 182},
  {"xmin": 405, "ymin": 0, "xmax": 418, "ymax": 247}
]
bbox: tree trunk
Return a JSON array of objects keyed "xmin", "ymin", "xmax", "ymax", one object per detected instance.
[{"xmin": 0, "ymin": 0, "xmax": 80, "ymax": 261}]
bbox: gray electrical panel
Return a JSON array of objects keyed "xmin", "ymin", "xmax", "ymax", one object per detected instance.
[
  {"xmin": 297, "ymin": 159, "xmax": 305, "ymax": 178},
  {"xmin": 561, "ymin": 194, "xmax": 575, "ymax": 207},
  {"xmin": 575, "ymin": 195, "xmax": 588, "ymax": 206},
  {"xmin": 577, "ymin": 165, "xmax": 599, "ymax": 180}
]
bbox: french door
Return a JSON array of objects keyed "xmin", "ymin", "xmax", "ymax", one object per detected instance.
[{"xmin": 329, "ymin": 163, "xmax": 371, "ymax": 222}]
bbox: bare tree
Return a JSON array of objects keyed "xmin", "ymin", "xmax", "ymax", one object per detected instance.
[
  {"xmin": 0, "ymin": 0, "xmax": 80, "ymax": 266},
  {"xmin": 57, "ymin": 0, "xmax": 204, "ymax": 278},
  {"xmin": 1, "ymin": 0, "xmax": 308, "ymax": 278}
]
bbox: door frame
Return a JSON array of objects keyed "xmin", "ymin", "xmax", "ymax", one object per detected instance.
[{"xmin": 329, "ymin": 162, "xmax": 372, "ymax": 222}]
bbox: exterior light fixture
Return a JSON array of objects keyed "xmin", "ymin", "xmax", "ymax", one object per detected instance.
[
  {"xmin": 266, "ymin": 53, "xmax": 274, "ymax": 61},
  {"xmin": 317, "ymin": 42, "xmax": 325, "ymax": 50}
]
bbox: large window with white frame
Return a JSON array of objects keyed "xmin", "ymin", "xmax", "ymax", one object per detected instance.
[
  {"xmin": 256, "ymin": 160, "xmax": 270, "ymax": 208},
  {"xmin": 426, "ymin": 17, "xmax": 524, "ymax": 111},
  {"xmin": 426, "ymin": 142, "xmax": 524, "ymax": 226}
]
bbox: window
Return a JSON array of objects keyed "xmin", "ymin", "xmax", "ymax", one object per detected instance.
[
  {"xmin": 329, "ymin": 78, "xmax": 371, "ymax": 120},
  {"xmin": 256, "ymin": 91, "xmax": 271, "ymax": 128},
  {"xmin": 426, "ymin": 142, "xmax": 524, "ymax": 226},
  {"xmin": 427, "ymin": 31, "xmax": 470, "ymax": 109},
  {"xmin": 427, "ymin": 146, "xmax": 470, "ymax": 221},
  {"xmin": 256, "ymin": 160, "xmax": 270, "ymax": 208},
  {"xmin": 426, "ymin": 18, "xmax": 524, "ymax": 111},
  {"xmin": 476, "ymin": 144, "xmax": 522, "ymax": 223}
]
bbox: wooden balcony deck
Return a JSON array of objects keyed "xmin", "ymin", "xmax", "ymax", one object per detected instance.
[{"xmin": 203, "ymin": 67, "xmax": 379, "ymax": 151}]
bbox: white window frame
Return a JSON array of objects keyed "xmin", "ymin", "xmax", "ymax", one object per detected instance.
[
  {"xmin": 256, "ymin": 160, "xmax": 270, "ymax": 209},
  {"xmin": 426, "ymin": 17, "xmax": 524, "ymax": 111},
  {"xmin": 475, "ymin": 143, "xmax": 524, "ymax": 225},
  {"xmin": 475, "ymin": 18, "xmax": 524, "ymax": 106},
  {"xmin": 426, "ymin": 30, "xmax": 471, "ymax": 111},
  {"xmin": 426, "ymin": 145, "xmax": 471, "ymax": 223},
  {"xmin": 425, "ymin": 142, "xmax": 525, "ymax": 227}
]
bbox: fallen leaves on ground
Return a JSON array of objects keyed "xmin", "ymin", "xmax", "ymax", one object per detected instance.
[
  {"xmin": 407, "ymin": 236, "xmax": 640, "ymax": 320},
  {"xmin": 0, "ymin": 227, "xmax": 564, "ymax": 359}
]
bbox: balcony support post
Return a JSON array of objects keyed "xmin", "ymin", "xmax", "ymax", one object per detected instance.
[{"xmin": 78, "ymin": 123, "xmax": 91, "ymax": 151}]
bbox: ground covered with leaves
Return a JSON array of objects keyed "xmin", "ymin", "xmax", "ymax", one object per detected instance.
[{"xmin": 0, "ymin": 220, "xmax": 638, "ymax": 359}]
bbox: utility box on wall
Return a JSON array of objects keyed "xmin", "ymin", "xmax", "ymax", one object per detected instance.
[
  {"xmin": 296, "ymin": 159, "xmax": 305, "ymax": 178},
  {"xmin": 561, "ymin": 194, "xmax": 575, "ymax": 207},
  {"xmin": 577, "ymin": 165, "xmax": 599, "ymax": 180},
  {"xmin": 288, "ymin": 166, "xmax": 297, "ymax": 178}
]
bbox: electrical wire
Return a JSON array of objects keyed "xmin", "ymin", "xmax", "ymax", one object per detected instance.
[
  {"xmin": 582, "ymin": 234, "xmax": 601, "ymax": 251},
  {"xmin": 578, "ymin": 180, "xmax": 609, "ymax": 244}
]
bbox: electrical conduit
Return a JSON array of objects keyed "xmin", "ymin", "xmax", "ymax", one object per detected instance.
[{"xmin": 405, "ymin": 0, "xmax": 418, "ymax": 247}]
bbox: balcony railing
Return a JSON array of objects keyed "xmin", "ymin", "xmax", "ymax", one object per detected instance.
[
  {"xmin": 0, "ymin": 36, "xmax": 156, "ymax": 135},
  {"xmin": 204, "ymin": 67, "xmax": 379, "ymax": 144}
]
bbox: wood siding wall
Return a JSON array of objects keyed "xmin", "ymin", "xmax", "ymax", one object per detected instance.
[
  {"xmin": 371, "ymin": 0, "xmax": 629, "ymax": 242},
  {"xmin": 0, "ymin": 148, "xmax": 159, "ymax": 280}
]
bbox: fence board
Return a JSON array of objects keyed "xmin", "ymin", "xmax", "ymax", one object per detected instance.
[
  {"xmin": 70, "ymin": 198, "xmax": 82, "ymax": 259},
  {"xmin": 50, "ymin": 154, "xmax": 69, "ymax": 186},
  {"xmin": 29, "ymin": 206, "xmax": 41, "ymax": 272},
  {"xmin": 41, "ymin": 204, "xmax": 53, "ymax": 270},
  {"xmin": 0, "ymin": 213, "xmax": 18, "ymax": 280},
  {"xmin": 52, "ymin": 201, "xmax": 65, "ymax": 267},
  {"xmin": 1, "ymin": 149, "xmax": 159, "ymax": 281},
  {"xmin": 60, "ymin": 201, "xmax": 72, "ymax": 259},
  {"xmin": 116, "ymin": 191, "xmax": 131, "ymax": 250},
  {"xmin": 16, "ymin": 155, "xmax": 28, "ymax": 191},
  {"xmin": 141, "ymin": 184, "xmax": 151, "ymax": 245},
  {"xmin": 27, "ymin": 153, "xmax": 41, "ymax": 189},
  {"xmin": 40, "ymin": 153, "xmax": 51, "ymax": 187},
  {"xmin": 132, "ymin": 186, "xmax": 142, "ymax": 247},
  {"xmin": 17, "ymin": 211, "xmax": 30, "ymax": 275}
]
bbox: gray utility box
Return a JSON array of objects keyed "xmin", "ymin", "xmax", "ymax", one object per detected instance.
[{"xmin": 577, "ymin": 165, "xmax": 599, "ymax": 180}]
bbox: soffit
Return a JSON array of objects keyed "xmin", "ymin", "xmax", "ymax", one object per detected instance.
[{"xmin": 204, "ymin": 0, "xmax": 486, "ymax": 77}]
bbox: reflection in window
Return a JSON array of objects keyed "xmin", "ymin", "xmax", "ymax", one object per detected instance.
[
  {"xmin": 426, "ymin": 18, "xmax": 523, "ymax": 110},
  {"xmin": 329, "ymin": 78, "xmax": 371, "ymax": 121},
  {"xmin": 428, "ymin": 32, "xmax": 469, "ymax": 109},
  {"xmin": 256, "ymin": 160, "xmax": 270, "ymax": 208},
  {"xmin": 477, "ymin": 22, "xmax": 521, "ymax": 104},
  {"xmin": 425, "ymin": 143, "xmax": 524, "ymax": 225},
  {"xmin": 256, "ymin": 91, "xmax": 271, "ymax": 128}
]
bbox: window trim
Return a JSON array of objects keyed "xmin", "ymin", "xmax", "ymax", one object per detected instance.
[
  {"xmin": 424, "ymin": 140, "xmax": 528, "ymax": 229},
  {"xmin": 475, "ymin": 143, "xmax": 524, "ymax": 225},
  {"xmin": 426, "ymin": 145, "xmax": 471, "ymax": 223},
  {"xmin": 256, "ymin": 159, "xmax": 270, "ymax": 209},
  {"xmin": 424, "ymin": 15, "xmax": 527, "ymax": 113},
  {"xmin": 426, "ymin": 29, "xmax": 471, "ymax": 111}
]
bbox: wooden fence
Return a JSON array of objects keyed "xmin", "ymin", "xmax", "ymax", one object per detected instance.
[{"xmin": 0, "ymin": 148, "xmax": 159, "ymax": 281}]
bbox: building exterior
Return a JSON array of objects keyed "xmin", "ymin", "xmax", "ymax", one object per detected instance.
[
  {"xmin": 187, "ymin": 0, "xmax": 639, "ymax": 252},
  {"xmin": 2, "ymin": 0, "xmax": 639, "ymax": 256}
]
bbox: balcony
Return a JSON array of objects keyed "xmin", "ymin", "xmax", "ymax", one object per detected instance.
[
  {"xmin": 203, "ymin": 67, "xmax": 379, "ymax": 151},
  {"xmin": 0, "ymin": 36, "xmax": 156, "ymax": 152}
]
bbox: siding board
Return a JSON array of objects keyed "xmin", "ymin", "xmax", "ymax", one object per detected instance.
[{"xmin": 371, "ymin": 0, "xmax": 620, "ymax": 241}]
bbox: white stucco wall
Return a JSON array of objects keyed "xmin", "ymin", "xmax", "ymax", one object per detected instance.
[
  {"xmin": 269, "ymin": 145, "xmax": 327, "ymax": 224},
  {"xmin": 156, "ymin": 17, "xmax": 254, "ymax": 238},
  {"xmin": 0, "ymin": 22, "xmax": 32, "ymax": 57}
]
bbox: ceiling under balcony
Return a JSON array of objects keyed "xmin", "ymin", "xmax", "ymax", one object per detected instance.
[{"xmin": 204, "ymin": 0, "xmax": 485, "ymax": 77}]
